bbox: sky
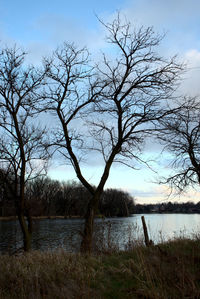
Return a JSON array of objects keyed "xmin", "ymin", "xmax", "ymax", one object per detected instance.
[{"xmin": 1, "ymin": 0, "xmax": 200, "ymax": 203}]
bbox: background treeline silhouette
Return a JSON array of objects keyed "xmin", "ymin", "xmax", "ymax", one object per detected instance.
[
  {"xmin": 135, "ymin": 201, "xmax": 200, "ymax": 213},
  {"xmin": 2, "ymin": 173, "xmax": 200, "ymax": 217},
  {"xmin": 0, "ymin": 176, "xmax": 135, "ymax": 217}
]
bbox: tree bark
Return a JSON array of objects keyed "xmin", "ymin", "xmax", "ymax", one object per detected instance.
[
  {"xmin": 80, "ymin": 195, "xmax": 99, "ymax": 254},
  {"xmin": 16, "ymin": 193, "xmax": 32, "ymax": 252},
  {"xmin": 18, "ymin": 212, "xmax": 32, "ymax": 252}
]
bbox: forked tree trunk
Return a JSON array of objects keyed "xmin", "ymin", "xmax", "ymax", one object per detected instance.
[{"xmin": 80, "ymin": 160, "xmax": 114, "ymax": 254}]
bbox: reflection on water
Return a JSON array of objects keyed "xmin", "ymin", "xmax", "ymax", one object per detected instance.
[{"xmin": 0, "ymin": 214, "xmax": 200, "ymax": 254}]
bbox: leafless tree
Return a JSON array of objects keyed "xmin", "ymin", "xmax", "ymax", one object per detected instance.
[
  {"xmin": 99, "ymin": 188, "xmax": 135, "ymax": 217},
  {"xmin": 26, "ymin": 177, "xmax": 62, "ymax": 217},
  {"xmin": 0, "ymin": 46, "xmax": 48, "ymax": 251},
  {"xmin": 44, "ymin": 15, "xmax": 183, "ymax": 253},
  {"xmin": 158, "ymin": 96, "xmax": 200, "ymax": 193}
]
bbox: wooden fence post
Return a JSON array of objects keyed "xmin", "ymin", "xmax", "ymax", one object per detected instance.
[{"xmin": 141, "ymin": 216, "xmax": 153, "ymax": 247}]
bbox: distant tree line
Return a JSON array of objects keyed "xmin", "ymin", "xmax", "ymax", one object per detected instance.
[
  {"xmin": 135, "ymin": 201, "xmax": 200, "ymax": 214},
  {"xmin": 0, "ymin": 176, "xmax": 135, "ymax": 218}
]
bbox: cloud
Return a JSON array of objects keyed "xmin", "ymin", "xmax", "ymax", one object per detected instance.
[
  {"xmin": 185, "ymin": 49, "xmax": 200, "ymax": 66},
  {"xmin": 130, "ymin": 184, "xmax": 200, "ymax": 204},
  {"xmin": 48, "ymin": 164, "xmax": 77, "ymax": 182},
  {"xmin": 0, "ymin": 29, "xmax": 18, "ymax": 48},
  {"xmin": 117, "ymin": 0, "xmax": 200, "ymax": 58},
  {"xmin": 0, "ymin": 13, "xmax": 106, "ymax": 65},
  {"xmin": 24, "ymin": 42, "xmax": 52, "ymax": 65},
  {"xmin": 33, "ymin": 14, "xmax": 106, "ymax": 51},
  {"xmin": 123, "ymin": 0, "xmax": 200, "ymax": 28},
  {"xmin": 180, "ymin": 49, "xmax": 200, "ymax": 96}
]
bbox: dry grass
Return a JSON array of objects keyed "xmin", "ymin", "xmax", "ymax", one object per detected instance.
[
  {"xmin": 0, "ymin": 217, "xmax": 17, "ymax": 221},
  {"xmin": 0, "ymin": 250, "xmax": 101, "ymax": 299},
  {"xmin": 0, "ymin": 238, "xmax": 200, "ymax": 298}
]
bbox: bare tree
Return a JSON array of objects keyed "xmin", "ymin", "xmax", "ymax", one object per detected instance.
[
  {"xmin": 158, "ymin": 97, "xmax": 200, "ymax": 193},
  {"xmin": 25, "ymin": 177, "xmax": 61, "ymax": 216},
  {"xmin": 44, "ymin": 15, "xmax": 183, "ymax": 253},
  {"xmin": 0, "ymin": 46, "xmax": 48, "ymax": 251},
  {"xmin": 99, "ymin": 188, "xmax": 135, "ymax": 217}
]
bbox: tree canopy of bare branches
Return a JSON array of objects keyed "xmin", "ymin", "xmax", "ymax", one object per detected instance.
[
  {"xmin": 0, "ymin": 46, "xmax": 49, "ymax": 251},
  {"xmin": 158, "ymin": 97, "xmax": 200, "ymax": 193},
  {"xmin": 43, "ymin": 15, "xmax": 183, "ymax": 253}
]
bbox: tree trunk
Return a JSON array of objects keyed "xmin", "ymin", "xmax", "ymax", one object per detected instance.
[
  {"xmin": 18, "ymin": 212, "xmax": 32, "ymax": 252},
  {"xmin": 16, "ymin": 192, "xmax": 32, "ymax": 252},
  {"xmin": 79, "ymin": 160, "xmax": 115, "ymax": 254},
  {"xmin": 80, "ymin": 196, "xmax": 99, "ymax": 254},
  {"xmin": 80, "ymin": 205, "xmax": 95, "ymax": 253},
  {"xmin": 123, "ymin": 198, "xmax": 129, "ymax": 217},
  {"xmin": 26, "ymin": 208, "xmax": 33, "ymax": 236}
]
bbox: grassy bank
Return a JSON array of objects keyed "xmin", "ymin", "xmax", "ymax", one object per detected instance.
[{"xmin": 0, "ymin": 238, "xmax": 200, "ymax": 298}]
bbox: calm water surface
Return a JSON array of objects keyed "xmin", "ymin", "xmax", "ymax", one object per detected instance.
[{"xmin": 0, "ymin": 214, "xmax": 200, "ymax": 254}]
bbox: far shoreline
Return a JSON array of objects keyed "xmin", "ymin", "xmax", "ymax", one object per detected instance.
[
  {"xmin": 1, "ymin": 212, "xmax": 200, "ymax": 221},
  {"xmin": 0, "ymin": 216, "xmax": 82, "ymax": 221}
]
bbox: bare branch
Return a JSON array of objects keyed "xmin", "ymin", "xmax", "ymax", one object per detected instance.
[{"xmin": 157, "ymin": 96, "xmax": 200, "ymax": 192}]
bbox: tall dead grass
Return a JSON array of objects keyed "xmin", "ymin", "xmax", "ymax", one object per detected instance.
[{"xmin": 0, "ymin": 237, "xmax": 200, "ymax": 298}]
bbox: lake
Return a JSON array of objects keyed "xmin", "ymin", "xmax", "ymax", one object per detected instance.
[{"xmin": 0, "ymin": 213, "xmax": 200, "ymax": 254}]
